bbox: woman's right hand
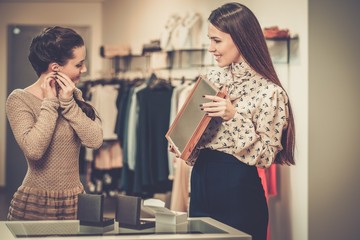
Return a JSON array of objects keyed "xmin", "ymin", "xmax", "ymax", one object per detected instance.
[{"xmin": 41, "ymin": 72, "xmax": 57, "ymax": 99}]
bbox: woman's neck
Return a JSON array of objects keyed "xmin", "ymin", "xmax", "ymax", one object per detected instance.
[{"xmin": 24, "ymin": 75, "xmax": 46, "ymax": 99}]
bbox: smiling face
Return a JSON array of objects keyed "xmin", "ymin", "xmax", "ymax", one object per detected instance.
[
  {"xmin": 207, "ymin": 23, "xmax": 243, "ymax": 67},
  {"xmin": 58, "ymin": 45, "xmax": 87, "ymax": 84}
]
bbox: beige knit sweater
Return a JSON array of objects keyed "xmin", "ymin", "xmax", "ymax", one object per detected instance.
[{"xmin": 6, "ymin": 88, "xmax": 103, "ymax": 191}]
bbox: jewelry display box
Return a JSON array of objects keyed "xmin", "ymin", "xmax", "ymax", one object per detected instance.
[{"xmin": 166, "ymin": 76, "xmax": 226, "ymax": 161}]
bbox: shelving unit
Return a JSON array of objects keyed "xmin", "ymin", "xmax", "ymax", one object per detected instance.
[
  {"xmin": 106, "ymin": 48, "xmax": 212, "ymax": 75},
  {"xmin": 265, "ymin": 36, "xmax": 299, "ymax": 63},
  {"xmin": 105, "ymin": 37, "xmax": 299, "ymax": 74},
  {"xmin": 111, "ymin": 54, "xmax": 149, "ymax": 74}
]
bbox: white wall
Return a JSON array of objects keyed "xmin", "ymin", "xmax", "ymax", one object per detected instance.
[
  {"xmin": 309, "ymin": 0, "xmax": 360, "ymax": 239},
  {"xmin": 102, "ymin": 1, "xmax": 308, "ymax": 240},
  {"xmin": 0, "ymin": 1, "xmax": 103, "ymax": 186}
]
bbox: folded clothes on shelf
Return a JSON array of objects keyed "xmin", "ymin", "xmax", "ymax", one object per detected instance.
[
  {"xmin": 100, "ymin": 44, "xmax": 131, "ymax": 58},
  {"xmin": 263, "ymin": 26, "xmax": 289, "ymax": 39}
]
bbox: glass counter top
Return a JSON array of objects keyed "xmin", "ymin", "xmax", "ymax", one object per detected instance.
[
  {"xmin": 3, "ymin": 218, "xmax": 251, "ymax": 239},
  {"xmin": 6, "ymin": 219, "xmax": 224, "ymax": 237}
]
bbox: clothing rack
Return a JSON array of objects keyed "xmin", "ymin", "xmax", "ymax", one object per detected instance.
[
  {"xmin": 81, "ymin": 78, "xmax": 124, "ymax": 87},
  {"xmin": 148, "ymin": 71, "xmax": 199, "ymax": 85},
  {"xmin": 170, "ymin": 76, "xmax": 199, "ymax": 83},
  {"xmin": 79, "ymin": 71, "xmax": 198, "ymax": 198}
]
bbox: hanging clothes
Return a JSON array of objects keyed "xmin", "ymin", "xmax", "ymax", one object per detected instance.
[
  {"xmin": 93, "ymin": 140, "xmax": 123, "ymax": 195},
  {"xmin": 119, "ymin": 79, "xmax": 147, "ymax": 195},
  {"xmin": 258, "ymin": 165, "xmax": 278, "ymax": 199},
  {"xmin": 125, "ymin": 81, "xmax": 147, "ymax": 171},
  {"xmin": 170, "ymin": 83, "xmax": 195, "ymax": 212},
  {"xmin": 133, "ymin": 78, "xmax": 173, "ymax": 195},
  {"xmin": 258, "ymin": 164, "xmax": 277, "ymax": 240},
  {"xmin": 91, "ymin": 84, "xmax": 119, "ymax": 140},
  {"xmin": 115, "ymin": 81, "xmax": 132, "ymax": 145},
  {"xmin": 167, "ymin": 83, "xmax": 190, "ymax": 180}
]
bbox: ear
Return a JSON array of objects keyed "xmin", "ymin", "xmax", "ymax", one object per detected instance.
[{"xmin": 49, "ymin": 62, "xmax": 60, "ymax": 72}]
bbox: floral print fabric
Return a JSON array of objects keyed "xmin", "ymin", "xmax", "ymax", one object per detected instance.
[{"xmin": 187, "ymin": 61, "xmax": 289, "ymax": 168}]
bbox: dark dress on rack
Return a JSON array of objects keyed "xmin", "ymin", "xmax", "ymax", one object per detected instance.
[{"xmin": 134, "ymin": 81, "xmax": 173, "ymax": 195}]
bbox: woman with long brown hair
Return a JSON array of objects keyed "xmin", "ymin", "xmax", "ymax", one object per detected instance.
[{"xmin": 171, "ymin": 3, "xmax": 295, "ymax": 240}]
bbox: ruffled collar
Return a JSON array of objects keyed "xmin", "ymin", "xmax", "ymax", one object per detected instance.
[
  {"xmin": 228, "ymin": 61, "xmax": 256, "ymax": 79},
  {"xmin": 222, "ymin": 61, "xmax": 257, "ymax": 100}
]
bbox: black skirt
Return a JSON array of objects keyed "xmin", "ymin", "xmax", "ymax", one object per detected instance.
[{"xmin": 189, "ymin": 149, "xmax": 268, "ymax": 240}]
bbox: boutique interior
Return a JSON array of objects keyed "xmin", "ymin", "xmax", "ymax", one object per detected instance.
[{"xmin": 1, "ymin": 0, "xmax": 360, "ymax": 240}]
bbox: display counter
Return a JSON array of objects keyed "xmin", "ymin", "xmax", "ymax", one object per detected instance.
[{"xmin": 1, "ymin": 217, "xmax": 251, "ymax": 239}]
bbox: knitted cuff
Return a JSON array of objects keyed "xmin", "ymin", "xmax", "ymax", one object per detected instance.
[
  {"xmin": 42, "ymin": 97, "xmax": 60, "ymax": 110},
  {"xmin": 59, "ymin": 95, "xmax": 75, "ymax": 108}
]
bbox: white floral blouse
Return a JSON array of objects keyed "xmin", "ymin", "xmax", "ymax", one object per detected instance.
[{"xmin": 187, "ymin": 61, "xmax": 289, "ymax": 168}]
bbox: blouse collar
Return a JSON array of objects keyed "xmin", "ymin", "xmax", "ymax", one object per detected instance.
[
  {"xmin": 223, "ymin": 61, "xmax": 257, "ymax": 101},
  {"xmin": 229, "ymin": 61, "xmax": 256, "ymax": 79}
]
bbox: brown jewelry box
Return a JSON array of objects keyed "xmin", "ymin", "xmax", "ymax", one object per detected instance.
[{"xmin": 166, "ymin": 76, "xmax": 226, "ymax": 161}]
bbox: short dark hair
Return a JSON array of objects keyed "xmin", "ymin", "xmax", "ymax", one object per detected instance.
[
  {"xmin": 28, "ymin": 26, "xmax": 98, "ymax": 121},
  {"xmin": 28, "ymin": 26, "xmax": 84, "ymax": 77}
]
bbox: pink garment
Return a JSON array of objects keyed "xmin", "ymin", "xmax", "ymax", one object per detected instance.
[
  {"xmin": 258, "ymin": 164, "xmax": 277, "ymax": 198},
  {"xmin": 95, "ymin": 141, "xmax": 123, "ymax": 170},
  {"xmin": 95, "ymin": 147, "xmax": 111, "ymax": 170},
  {"xmin": 109, "ymin": 141, "xmax": 123, "ymax": 168},
  {"xmin": 258, "ymin": 164, "xmax": 277, "ymax": 240},
  {"xmin": 170, "ymin": 157, "xmax": 190, "ymax": 212},
  {"xmin": 169, "ymin": 85, "xmax": 194, "ymax": 212}
]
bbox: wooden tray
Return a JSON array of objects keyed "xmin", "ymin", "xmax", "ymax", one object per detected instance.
[{"xmin": 166, "ymin": 76, "xmax": 226, "ymax": 161}]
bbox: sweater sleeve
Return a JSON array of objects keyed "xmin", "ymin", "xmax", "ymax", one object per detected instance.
[
  {"xmin": 59, "ymin": 90, "xmax": 103, "ymax": 149},
  {"xmin": 225, "ymin": 86, "xmax": 289, "ymax": 168},
  {"xmin": 6, "ymin": 92, "xmax": 59, "ymax": 161}
]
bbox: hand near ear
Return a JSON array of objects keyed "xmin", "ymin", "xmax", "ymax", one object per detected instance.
[
  {"xmin": 54, "ymin": 72, "xmax": 76, "ymax": 100},
  {"xmin": 41, "ymin": 72, "xmax": 57, "ymax": 99}
]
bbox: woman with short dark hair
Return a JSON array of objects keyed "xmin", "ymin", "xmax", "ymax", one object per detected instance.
[{"xmin": 6, "ymin": 26, "xmax": 103, "ymax": 220}]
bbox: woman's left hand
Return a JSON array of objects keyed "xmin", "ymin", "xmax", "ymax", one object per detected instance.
[
  {"xmin": 55, "ymin": 72, "xmax": 75, "ymax": 99},
  {"xmin": 201, "ymin": 94, "xmax": 236, "ymax": 121}
]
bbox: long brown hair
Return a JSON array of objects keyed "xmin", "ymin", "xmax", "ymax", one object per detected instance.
[
  {"xmin": 28, "ymin": 26, "xmax": 97, "ymax": 121},
  {"xmin": 209, "ymin": 3, "xmax": 295, "ymax": 165}
]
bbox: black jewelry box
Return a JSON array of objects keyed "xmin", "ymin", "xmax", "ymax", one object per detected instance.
[
  {"xmin": 115, "ymin": 195, "xmax": 155, "ymax": 230},
  {"xmin": 77, "ymin": 194, "xmax": 114, "ymax": 228}
]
